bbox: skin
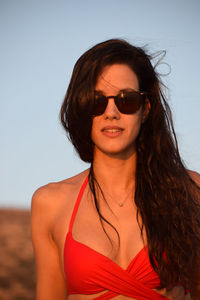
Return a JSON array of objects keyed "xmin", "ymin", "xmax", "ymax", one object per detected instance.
[{"xmin": 31, "ymin": 64, "xmax": 197, "ymax": 299}]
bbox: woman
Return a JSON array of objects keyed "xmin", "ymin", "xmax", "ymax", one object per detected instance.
[{"xmin": 31, "ymin": 39, "xmax": 200, "ymax": 300}]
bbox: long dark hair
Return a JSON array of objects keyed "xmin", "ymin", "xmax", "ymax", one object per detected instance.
[{"xmin": 60, "ymin": 39, "xmax": 200, "ymax": 297}]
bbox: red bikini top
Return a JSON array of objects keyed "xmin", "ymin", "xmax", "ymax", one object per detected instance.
[{"xmin": 63, "ymin": 176, "xmax": 168, "ymax": 299}]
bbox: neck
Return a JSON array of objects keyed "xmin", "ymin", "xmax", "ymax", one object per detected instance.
[{"xmin": 92, "ymin": 149, "xmax": 137, "ymax": 195}]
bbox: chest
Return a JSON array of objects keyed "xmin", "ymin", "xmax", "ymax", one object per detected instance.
[
  {"xmin": 52, "ymin": 188, "xmax": 146, "ymax": 272},
  {"xmin": 71, "ymin": 195, "xmax": 146, "ymax": 269}
]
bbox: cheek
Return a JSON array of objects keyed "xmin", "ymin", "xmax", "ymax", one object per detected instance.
[
  {"xmin": 128, "ymin": 110, "xmax": 143, "ymax": 128},
  {"xmin": 91, "ymin": 116, "xmax": 100, "ymax": 141},
  {"xmin": 127, "ymin": 113, "xmax": 143, "ymax": 139}
]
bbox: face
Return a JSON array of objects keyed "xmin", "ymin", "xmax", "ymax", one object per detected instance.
[{"xmin": 91, "ymin": 64, "xmax": 149, "ymax": 159}]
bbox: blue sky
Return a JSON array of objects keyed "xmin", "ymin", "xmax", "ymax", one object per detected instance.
[{"xmin": 1, "ymin": 0, "xmax": 200, "ymax": 208}]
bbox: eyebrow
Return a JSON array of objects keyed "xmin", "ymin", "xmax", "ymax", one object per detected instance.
[{"xmin": 94, "ymin": 88, "xmax": 139, "ymax": 94}]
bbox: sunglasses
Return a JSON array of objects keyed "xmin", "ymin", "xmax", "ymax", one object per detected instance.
[{"xmin": 93, "ymin": 89, "xmax": 146, "ymax": 116}]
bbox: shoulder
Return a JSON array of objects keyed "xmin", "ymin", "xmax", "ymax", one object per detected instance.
[
  {"xmin": 31, "ymin": 172, "xmax": 91, "ymax": 300},
  {"xmin": 187, "ymin": 170, "xmax": 200, "ymax": 187},
  {"xmin": 31, "ymin": 169, "xmax": 89, "ymax": 226}
]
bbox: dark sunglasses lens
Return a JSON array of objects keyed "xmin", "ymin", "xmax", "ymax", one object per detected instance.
[
  {"xmin": 117, "ymin": 92, "xmax": 144, "ymax": 114},
  {"xmin": 93, "ymin": 91, "xmax": 145, "ymax": 116},
  {"xmin": 94, "ymin": 94, "xmax": 107, "ymax": 115}
]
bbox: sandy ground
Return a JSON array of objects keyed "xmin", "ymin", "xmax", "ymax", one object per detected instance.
[{"xmin": 0, "ymin": 209, "xmax": 36, "ymax": 300}]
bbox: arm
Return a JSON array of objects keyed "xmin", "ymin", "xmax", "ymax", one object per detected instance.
[
  {"xmin": 31, "ymin": 186, "xmax": 68, "ymax": 300},
  {"xmin": 188, "ymin": 170, "xmax": 200, "ymax": 299},
  {"xmin": 188, "ymin": 170, "xmax": 200, "ymax": 187}
]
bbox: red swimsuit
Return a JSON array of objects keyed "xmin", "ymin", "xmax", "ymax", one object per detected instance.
[{"xmin": 64, "ymin": 176, "xmax": 168, "ymax": 299}]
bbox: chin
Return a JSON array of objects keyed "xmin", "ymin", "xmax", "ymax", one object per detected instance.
[{"xmin": 94, "ymin": 144, "xmax": 136, "ymax": 158}]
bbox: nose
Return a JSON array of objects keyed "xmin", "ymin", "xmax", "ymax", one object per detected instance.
[{"xmin": 103, "ymin": 98, "xmax": 120, "ymax": 120}]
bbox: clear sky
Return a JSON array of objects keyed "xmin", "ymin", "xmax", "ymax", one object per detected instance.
[{"xmin": 1, "ymin": 0, "xmax": 200, "ymax": 208}]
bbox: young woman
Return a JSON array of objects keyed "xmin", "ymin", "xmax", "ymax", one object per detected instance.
[{"xmin": 31, "ymin": 39, "xmax": 200, "ymax": 300}]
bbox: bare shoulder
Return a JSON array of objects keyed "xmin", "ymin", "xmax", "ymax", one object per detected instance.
[
  {"xmin": 187, "ymin": 170, "xmax": 200, "ymax": 187},
  {"xmin": 31, "ymin": 171, "xmax": 89, "ymax": 300},
  {"xmin": 31, "ymin": 169, "xmax": 89, "ymax": 225}
]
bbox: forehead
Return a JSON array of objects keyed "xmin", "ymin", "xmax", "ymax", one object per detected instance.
[{"xmin": 95, "ymin": 64, "xmax": 139, "ymax": 92}]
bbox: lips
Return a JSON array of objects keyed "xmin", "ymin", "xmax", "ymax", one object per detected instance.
[
  {"xmin": 104, "ymin": 129, "xmax": 121, "ymax": 132},
  {"xmin": 101, "ymin": 126, "xmax": 124, "ymax": 137},
  {"xmin": 101, "ymin": 126, "xmax": 124, "ymax": 132}
]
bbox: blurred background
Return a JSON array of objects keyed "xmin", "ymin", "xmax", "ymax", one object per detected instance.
[{"xmin": 1, "ymin": 0, "xmax": 199, "ymax": 299}]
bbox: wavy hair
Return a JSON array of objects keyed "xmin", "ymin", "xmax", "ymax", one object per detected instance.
[{"xmin": 60, "ymin": 39, "xmax": 200, "ymax": 297}]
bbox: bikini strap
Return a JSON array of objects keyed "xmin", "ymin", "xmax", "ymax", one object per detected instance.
[{"xmin": 68, "ymin": 175, "xmax": 88, "ymax": 232}]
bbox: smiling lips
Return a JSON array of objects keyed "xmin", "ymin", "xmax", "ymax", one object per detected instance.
[{"xmin": 101, "ymin": 126, "xmax": 124, "ymax": 137}]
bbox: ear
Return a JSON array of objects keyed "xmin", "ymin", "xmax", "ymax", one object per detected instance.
[{"xmin": 142, "ymin": 98, "xmax": 151, "ymax": 123}]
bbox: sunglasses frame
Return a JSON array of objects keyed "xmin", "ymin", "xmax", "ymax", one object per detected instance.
[{"xmin": 93, "ymin": 89, "xmax": 147, "ymax": 116}]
